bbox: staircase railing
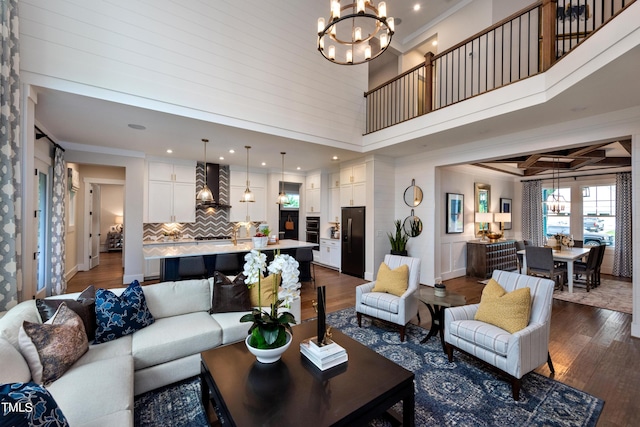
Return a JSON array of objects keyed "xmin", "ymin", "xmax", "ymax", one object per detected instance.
[{"xmin": 364, "ymin": 0, "xmax": 635, "ymax": 134}]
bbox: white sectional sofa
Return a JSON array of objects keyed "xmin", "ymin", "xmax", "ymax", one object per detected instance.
[{"xmin": 0, "ymin": 278, "xmax": 301, "ymax": 426}]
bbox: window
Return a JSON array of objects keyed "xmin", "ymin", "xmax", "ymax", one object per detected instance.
[
  {"xmin": 582, "ymin": 185, "xmax": 615, "ymax": 246},
  {"xmin": 543, "ymin": 187, "xmax": 571, "ymax": 237}
]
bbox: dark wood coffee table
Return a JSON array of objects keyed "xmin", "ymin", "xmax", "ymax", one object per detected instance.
[{"xmin": 200, "ymin": 320, "xmax": 415, "ymax": 426}]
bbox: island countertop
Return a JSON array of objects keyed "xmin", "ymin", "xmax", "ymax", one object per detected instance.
[{"xmin": 142, "ymin": 239, "xmax": 318, "ymax": 260}]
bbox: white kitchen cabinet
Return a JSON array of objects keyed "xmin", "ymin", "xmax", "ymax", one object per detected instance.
[
  {"xmin": 146, "ymin": 161, "xmax": 196, "ymax": 223},
  {"xmin": 340, "ymin": 163, "xmax": 366, "ymax": 207},
  {"xmin": 330, "ymin": 187, "xmax": 340, "ymax": 223},
  {"xmin": 319, "ymin": 238, "xmax": 341, "ymax": 270},
  {"xmin": 329, "ymin": 172, "xmax": 340, "ymax": 189},
  {"xmin": 306, "ymin": 188, "xmax": 321, "ymax": 214},
  {"xmin": 306, "ymin": 173, "xmax": 321, "ymax": 190}
]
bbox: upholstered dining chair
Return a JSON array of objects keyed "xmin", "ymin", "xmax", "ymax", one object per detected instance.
[
  {"xmin": 444, "ymin": 269, "xmax": 555, "ymax": 400},
  {"xmin": 574, "ymin": 244, "xmax": 604, "ymax": 291},
  {"xmin": 355, "ymin": 254, "xmax": 421, "ymax": 342},
  {"xmin": 525, "ymin": 246, "xmax": 567, "ymax": 290}
]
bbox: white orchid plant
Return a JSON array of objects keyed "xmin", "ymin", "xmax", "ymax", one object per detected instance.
[{"xmin": 240, "ymin": 249, "xmax": 301, "ymax": 349}]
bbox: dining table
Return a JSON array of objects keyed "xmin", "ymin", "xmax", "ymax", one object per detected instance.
[{"xmin": 518, "ymin": 246, "xmax": 591, "ymax": 293}]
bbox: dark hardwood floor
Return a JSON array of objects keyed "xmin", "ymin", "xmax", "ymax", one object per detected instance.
[{"xmin": 68, "ymin": 252, "xmax": 639, "ymax": 426}]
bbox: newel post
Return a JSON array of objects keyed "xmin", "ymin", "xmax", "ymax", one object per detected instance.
[
  {"xmin": 423, "ymin": 52, "xmax": 434, "ymax": 115},
  {"xmin": 540, "ymin": 0, "xmax": 557, "ymax": 72}
]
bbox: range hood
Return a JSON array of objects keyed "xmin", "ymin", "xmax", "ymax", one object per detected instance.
[{"xmin": 198, "ymin": 163, "xmax": 232, "ymax": 209}]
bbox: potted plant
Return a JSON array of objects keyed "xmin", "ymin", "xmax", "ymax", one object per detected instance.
[
  {"xmin": 252, "ymin": 226, "xmax": 270, "ymax": 248},
  {"xmin": 240, "ymin": 250, "xmax": 301, "ymax": 363},
  {"xmin": 388, "ymin": 219, "xmax": 409, "ymax": 256}
]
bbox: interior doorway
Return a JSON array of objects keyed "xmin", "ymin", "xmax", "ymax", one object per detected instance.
[{"xmin": 89, "ymin": 184, "xmax": 101, "ymax": 269}]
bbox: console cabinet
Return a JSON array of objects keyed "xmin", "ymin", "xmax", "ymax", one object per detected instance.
[{"xmin": 466, "ymin": 240, "xmax": 517, "ymax": 279}]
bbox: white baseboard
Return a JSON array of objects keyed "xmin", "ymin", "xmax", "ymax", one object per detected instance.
[
  {"xmin": 123, "ymin": 273, "xmax": 145, "ymax": 285},
  {"xmin": 64, "ymin": 265, "xmax": 78, "ymax": 283}
]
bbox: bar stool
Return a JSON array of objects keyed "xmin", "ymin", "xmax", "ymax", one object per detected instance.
[
  {"xmin": 214, "ymin": 253, "xmax": 241, "ymax": 276},
  {"xmin": 295, "ymin": 248, "xmax": 315, "ymax": 288}
]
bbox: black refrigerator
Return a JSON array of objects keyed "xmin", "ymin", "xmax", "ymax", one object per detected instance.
[{"xmin": 341, "ymin": 207, "xmax": 365, "ymax": 278}]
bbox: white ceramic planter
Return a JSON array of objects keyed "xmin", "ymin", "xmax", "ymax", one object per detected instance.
[
  {"xmin": 245, "ymin": 331, "xmax": 292, "ymax": 363},
  {"xmin": 252, "ymin": 236, "xmax": 268, "ymax": 249}
]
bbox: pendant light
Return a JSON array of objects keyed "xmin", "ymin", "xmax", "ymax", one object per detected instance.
[
  {"xmin": 544, "ymin": 157, "xmax": 567, "ymax": 214},
  {"xmin": 196, "ymin": 138, "xmax": 215, "ymax": 204},
  {"xmin": 240, "ymin": 145, "xmax": 255, "ymax": 203},
  {"xmin": 276, "ymin": 152, "xmax": 288, "ymax": 205}
]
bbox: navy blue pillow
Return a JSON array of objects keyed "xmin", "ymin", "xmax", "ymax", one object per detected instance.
[
  {"xmin": 0, "ymin": 382, "xmax": 69, "ymax": 426},
  {"xmin": 94, "ymin": 280, "xmax": 155, "ymax": 344}
]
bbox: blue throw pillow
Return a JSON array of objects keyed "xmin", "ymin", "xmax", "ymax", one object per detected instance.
[
  {"xmin": 0, "ymin": 382, "xmax": 69, "ymax": 426},
  {"xmin": 94, "ymin": 280, "xmax": 155, "ymax": 344}
]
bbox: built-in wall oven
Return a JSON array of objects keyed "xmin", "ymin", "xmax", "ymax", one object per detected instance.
[{"xmin": 306, "ymin": 217, "xmax": 320, "ymax": 244}]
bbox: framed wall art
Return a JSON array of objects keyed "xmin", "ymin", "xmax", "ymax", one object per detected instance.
[
  {"xmin": 446, "ymin": 193, "xmax": 464, "ymax": 234},
  {"xmin": 500, "ymin": 197, "xmax": 512, "ymax": 230}
]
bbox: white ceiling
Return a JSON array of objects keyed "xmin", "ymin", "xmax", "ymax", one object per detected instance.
[{"xmin": 32, "ymin": 1, "xmax": 640, "ymax": 174}]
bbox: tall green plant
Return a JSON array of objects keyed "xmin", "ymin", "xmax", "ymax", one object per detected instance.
[{"xmin": 388, "ymin": 219, "xmax": 409, "ymax": 252}]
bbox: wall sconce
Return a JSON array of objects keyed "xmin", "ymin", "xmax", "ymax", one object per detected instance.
[
  {"xmin": 475, "ymin": 212, "xmax": 493, "ymax": 241},
  {"xmin": 493, "ymin": 212, "xmax": 511, "ymax": 238}
]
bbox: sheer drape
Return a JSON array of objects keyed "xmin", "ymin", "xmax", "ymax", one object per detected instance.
[
  {"xmin": 0, "ymin": 0, "xmax": 21, "ymax": 311},
  {"xmin": 522, "ymin": 180, "xmax": 544, "ymax": 246},
  {"xmin": 51, "ymin": 147, "xmax": 67, "ymax": 295},
  {"xmin": 613, "ymin": 172, "xmax": 632, "ymax": 277}
]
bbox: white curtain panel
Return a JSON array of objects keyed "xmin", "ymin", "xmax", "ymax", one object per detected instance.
[
  {"xmin": 613, "ymin": 172, "xmax": 632, "ymax": 277},
  {"xmin": 0, "ymin": 0, "xmax": 21, "ymax": 311}
]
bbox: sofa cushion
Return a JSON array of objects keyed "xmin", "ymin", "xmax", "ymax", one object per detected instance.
[
  {"xmin": 211, "ymin": 272, "xmax": 251, "ymax": 313},
  {"xmin": 0, "ymin": 382, "xmax": 69, "ymax": 426},
  {"xmin": 249, "ymin": 274, "xmax": 277, "ymax": 307},
  {"xmin": 94, "ymin": 280, "xmax": 155, "ymax": 344},
  {"xmin": 19, "ymin": 303, "xmax": 89, "ymax": 385},
  {"xmin": 73, "ymin": 335, "xmax": 133, "ymax": 368},
  {"xmin": 372, "ymin": 262, "xmax": 409, "ymax": 297},
  {"xmin": 36, "ymin": 285, "xmax": 97, "ymax": 341},
  {"xmin": 142, "ymin": 279, "xmax": 211, "ymax": 319},
  {"xmin": 360, "ymin": 291, "xmax": 401, "ymax": 314},
  {"xmin": 0, "ymin": 337, "xmax": 32, "ymax": 383},
  {"xmin": 475, "ymin": 278, "xmax": 531, "ymax": 333},
  {"xmin": 46, "ymin": 355, "xmax": 133, "ymax": 426},
  {"xmin": 132, "ymin": 312, "xmax": 222, "ymax": 370},
  {"xmin": 0, "ymin": 300, "xmax": 40, "ymax": 351},
  {"xmin": 448, "ymin": 319, "xmax": 511, "ymax": 356},
  {"xmin": 210, "ymin": 311, "xmax": 253, "ymax": 345}
]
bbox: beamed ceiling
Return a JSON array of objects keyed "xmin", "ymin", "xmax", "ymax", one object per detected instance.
[{"xmin": 471, "ymin": 140, "xmax": 632, "ymax": 177}]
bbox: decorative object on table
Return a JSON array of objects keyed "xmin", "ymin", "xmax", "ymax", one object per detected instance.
[
  {"xmin": 548, "ymin": 233, "xmax": 572, "ymax": 250},
  {"xmin": 493, "ymin": 212, "xmax": 511, "ymax": 238},
  {"xmin": 240, "ymin": 250, "xmax": 300, "ymax": 363},
  {"xmin": 446, "ymin": 192, "xmax": 464, "ymax": 234},
  {"xmin": 434, "ymin": 281, "xmax": 446, "ymax": 297},
  {"xmin": 499, "ymin": 197, "xmax": 512, "ymax": 230},
  {"xmin": 301, "ymin": 286, "xmax": 347, "ymax": 370},
  {"xmin": 317, "ymin": 1, "xmax": 395, "ymax": 65},
  {"xmin": 388, "ymin": 219, "xmax": 408, "ymax": 256},
  {"xmin": 252, "ymin": 226, "xmax": 270, "ymax": 249}
]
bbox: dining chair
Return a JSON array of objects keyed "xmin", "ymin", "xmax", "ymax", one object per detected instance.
[
  {"xmin": 525, "ymin": 246, "xmax": 567, "ymax": 290},
  {"xmin": 573, "ymin": 245, "xmax": 601, "ymax": 291}
]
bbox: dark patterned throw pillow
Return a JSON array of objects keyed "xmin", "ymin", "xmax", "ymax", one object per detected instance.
[
  {"xmin": 210, "ymin": 272, "xmax": 251, "ymax": 313},
  {"xmin": 0, "ymin": 382, "xmax": 69, "ymax": 426},
  {"xmin": 36, "ymin": 285, "xmax": 97, "ymax": 341},
  {"xmin": 94, "ymin": 280, "xmax": 155, "ymax": 344}
]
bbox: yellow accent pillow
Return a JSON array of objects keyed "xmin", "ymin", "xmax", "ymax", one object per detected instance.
[
  {"xmin": 372, "ymin": 262, "xmax": 409, "ymax": 297},
  {"xmin": 249, "ymin": 274, "xmax": 278, "ymax": 307},
  {"xmin": 474, "ymin": 278, "xmax": 532, "ymax": 333}
]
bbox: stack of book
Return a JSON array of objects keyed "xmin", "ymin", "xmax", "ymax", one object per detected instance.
[{"xmin": 300, "ymin": 337, "xmax": 348, "ymax": 371}]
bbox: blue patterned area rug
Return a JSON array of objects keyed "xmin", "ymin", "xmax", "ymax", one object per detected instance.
[
  {"xmin": 329, "ymin": 307, "xmax": 603, "ymax": 427},
  {"xmin": 134, "ymin": 307, "xmax": 603, "ymax": 427}
]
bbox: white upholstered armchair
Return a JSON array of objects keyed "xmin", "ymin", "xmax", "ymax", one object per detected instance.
[
  {"xmin": 355, "ymin": 254, "xmax": 421, "ymax": 342},
  {"xmin": 444, "ymin": 269, "xmax": 555, "ymax": 400}
]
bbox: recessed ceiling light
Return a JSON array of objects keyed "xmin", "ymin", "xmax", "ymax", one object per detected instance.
[
  {"xmin": 219, "ymin": 156, "xmax": 224, "ymax": 160},
  {"xmin": 413, "ymin": 4, "xmax": 421, "ymax": 11},
  {"xmin": 166, "ymin": 149, "xmax": 173, "ymax": 154},
  {"xmin": 261, "ymin": 162, "xmax": 266, "ymax": 166},
  {"xmin": 432, "ymin": 40, "xmax": 438, "ymax": 46},
  {"xmin": 229, "ymin": 149, "xmax": 235, "ymax": 153},
  {"xmin": 332, "ymin": 156, "xmax": 339, "ymax": 161},
  {"xmin": 296, "ymin": 167, "xmax": 301, "ymax": 170},
  {"xmin": 128, "ymin": 123, "xmax": 146, "ymax": 130}
]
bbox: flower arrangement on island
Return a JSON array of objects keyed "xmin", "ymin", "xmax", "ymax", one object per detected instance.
[{"xmin": 240, "ymin": 249, "xmax": 301, "ymax": 349}]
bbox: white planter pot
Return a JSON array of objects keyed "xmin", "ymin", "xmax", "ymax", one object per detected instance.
[
  {"xmin": 252, "ymin": 236, "xmax": 268, "ymax": 249},
  {"xmin": 245, "ymin": 331, "xmax": 292, "ymax": 364}
]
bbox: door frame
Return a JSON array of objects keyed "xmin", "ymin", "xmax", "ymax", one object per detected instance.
[
  {"xmin": 81, "ymin": 177, "xmax": 125, "ymax": 271},
  {"xmin": 34, "ymin": 157, "xmax": 52, "ymax": 299}
]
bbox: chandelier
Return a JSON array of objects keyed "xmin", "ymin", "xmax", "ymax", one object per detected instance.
[
  {"xmin": 544, "ymin": 157, "xmax": 567, "ymax": 214},
  {"xmin": 276, "ymin": 152, "xmax": 288, "ymax": 205},
  {"xmin": 317, "ymin": 1, "xmax": 394, "ymax": 65}
]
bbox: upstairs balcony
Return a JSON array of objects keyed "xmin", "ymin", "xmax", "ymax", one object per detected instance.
[{"xmin": 365, "ymin": 0, "xmax": 636, "ymax": 134}]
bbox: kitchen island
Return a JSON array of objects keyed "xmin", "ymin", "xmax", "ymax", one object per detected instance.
[{"xmin": 143, "ymin": 239, "xmax": 318, "ymax": 281}]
